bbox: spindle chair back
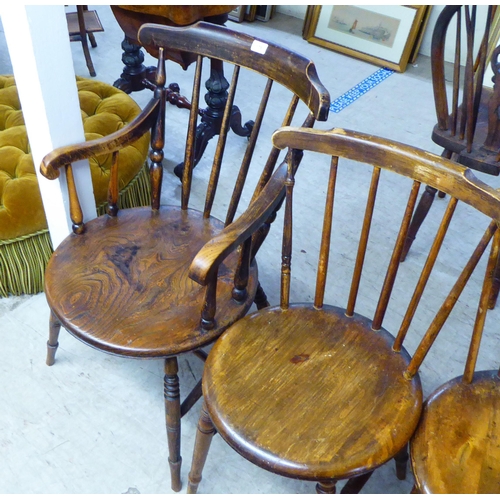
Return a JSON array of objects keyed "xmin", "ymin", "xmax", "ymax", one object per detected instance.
[
  {"xmin": 186, "ymin": 126, "xmax": 500, "ymax": 494},
  {"xmin": 41, "ymin": 21, "xmax": 329, "ymax": 492},
  {"xmin": 402, "ymin": 5, "xmax": 500, "ymax": 264}
]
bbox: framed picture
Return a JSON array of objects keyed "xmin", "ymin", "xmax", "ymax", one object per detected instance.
[
  {"xmin": 303, "ymin": 5, "xmax": 428, "ymax": 72},
  {"xmin": 228, "ymin": 6, "xmax": 246, "ymax": 23}
]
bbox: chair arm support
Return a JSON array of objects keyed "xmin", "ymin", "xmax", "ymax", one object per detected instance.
[
  {"xmin": 40, "ymin": 98, "xmax": 160, "ymax": 180},
  {"xmin": 189, "ymin": 162, "xmax": 288, "ymax": 286}
]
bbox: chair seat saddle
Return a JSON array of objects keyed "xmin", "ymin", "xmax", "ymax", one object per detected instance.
[
  {"xmin": 202, "ymin": 304, "xmax": 422, "ymax": 481},
  {"xmin": 411, "ymin": 370, "xmax": 500, "ymax": 494},
  {"xmin": 45, "ymin": 206, "xmax": 258, "ymax": 358}
]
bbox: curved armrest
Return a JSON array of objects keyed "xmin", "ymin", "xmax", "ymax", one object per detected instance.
[
  {"xmin": 189, "ymin": 162, "xmax": 288, "ymax": 285},
  {"xmin": 40, "ymin": 98, "xmax": 160, "ymax": 180}
]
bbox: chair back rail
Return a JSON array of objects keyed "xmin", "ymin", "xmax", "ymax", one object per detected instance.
[{"xmin": 272, "ymin": 126, "xmax": 500, "ymax": 380}]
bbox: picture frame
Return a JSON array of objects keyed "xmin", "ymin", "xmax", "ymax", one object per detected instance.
[
  {"xmin": 303, "ymin": 5, "xmax": 428, "ymax": 72},
  {"xmin": 228, "ymin": 6, "xmax": 246, "ymax": 23}
]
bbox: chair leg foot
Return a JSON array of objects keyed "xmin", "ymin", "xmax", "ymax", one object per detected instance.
[
  {"xmin": 164, "ymin": 357, "xmax": 182, "ymax": 492},
  {"xmin": 316, "ymin": 480, "xmax": 337, "ymax": 494},
  {"xmin": 394, "ymin": 444, "xmax": 409, "ymax": 480},
  {"xmin": 46, "ymin": 311, "xmax": 61, "ymax": 366},
  {"xmin": 187, "ymin": 401, "xmax": 216, "ymax": 494}
]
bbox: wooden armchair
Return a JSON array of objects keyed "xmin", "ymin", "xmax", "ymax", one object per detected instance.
[
  {"xmin": 186, "ymin": 127, "xmax": 500, "ymax": 493},
  {"xmin": 402, "ymin": 6, "xmax": 500, "ymax": 266},
  {"xmin": 41, "ymin": 21, "xmax": 329, "ymax": 492}
]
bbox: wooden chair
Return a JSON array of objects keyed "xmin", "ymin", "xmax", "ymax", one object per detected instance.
[
  {"xmin": 66, "ymin": 6, "xmax": 104, "ymax": 77},
  {"xmin": 41, "ymin": 22, "xmax": 329, "ymax": 492},
  {"xmin": 186, "ymin": 126, "xmax": 500, "ymax": 493},
  {"xmin": 402, "ymin": 6, "xmax": 499, "ymax": 269},
  {"xmin": 410, "ymin": 239, "xmax": 500, "ymax": 491}
]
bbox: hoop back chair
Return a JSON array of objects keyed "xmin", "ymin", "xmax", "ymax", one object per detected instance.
[
  {"xmin": 41, "ymin": 22, "xmax": 329, "ymax": 492},
  {"xmin": 402, "ymin": 6, "xmax": 500, "ymax": 267},
  {"xmin": 187, "ymin": 127, "xmax": 500, "ymax": 494}
]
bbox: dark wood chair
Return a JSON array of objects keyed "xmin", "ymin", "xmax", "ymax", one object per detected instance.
[
  {"xmin": 41, "ymin": 21, "xmax": 329, "ymax": 492},
  {"xmin": 66, "ymin": 5, "xmax": 104, "ymax": 77},
  {"xmin": 186, "ymin": 126, "xmax": 500, "ymax": 493},
  {"xmin": 402, "ymin": 5, "xmax": 500, "ymax": 276}
]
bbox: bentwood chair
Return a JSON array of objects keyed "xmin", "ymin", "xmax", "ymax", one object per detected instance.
[
  {"xmin": 41, "ymin": 22, "xmax": 329, "ymax": 492},
  {"xmin": 402, "ymin": 6, "xmax": 500, "ymax": 274},
  {"xmin": 187, "ymin": 127, "xmax": 500, "ymax": 493}
]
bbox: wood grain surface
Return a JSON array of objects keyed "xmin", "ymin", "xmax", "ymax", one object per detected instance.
[
  {"xmin": 411, "ymin": 370, "xmax": 500, "ymax": 494},
  {"xmin": 203, "ymin": 304, "xmax": 422, "ymax": 480},
  {"xmin": 45, "ymin": 206, "xmax": 258, "ymax": 358}
]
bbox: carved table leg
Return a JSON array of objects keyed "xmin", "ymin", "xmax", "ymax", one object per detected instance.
[
  {"xmin": 164, "ymin": 357, "xmax": 182, "ymax": 492},
  {"xmin": 174, "ymin": 58, "xmax": 253, "ymax": 179},
  {"xmin": 46, "ymin": 311, "xmax": 61, "ymax": 366},
  {"xmin": 341, "ymin": 471, "xmax": 374, "ymax": 494},
  {"xmin": 316, "ymin": 480, "xmax": 337, "ymax": 494},
  {"xmin": 187, "ymin": 401, "xmax": 217, "ymax": 494},
  {"xmin": 113, "ymin": 36, "xmax": 157, "ymax": 94},
  {"xmin": 394, "ymin": 444, "xmax": 409, "ymax": 480}
]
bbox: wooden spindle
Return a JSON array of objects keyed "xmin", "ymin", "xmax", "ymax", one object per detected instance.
[
  {"xmin": 394, "ymin": 197, "xmax": 458, "ymax": 351},
  {"xmin": 280, "ymin": 150, "xmax": 298, "ymax": 310},
  {"xmin": 225, "ymin": 78, "xmax": 274, "ymax": 227},
  {"xmin": 251, "ymin": 95, "xmax": 299, "ymax": 203},
  {"xmin": 204, "ymin": 65, "xmax": 241, "ymax": 218},
  {"xmin": 65, "ymin": 163, "xmax": 85, "ymax": 234},
  {"xmin": 200, "ymin": 274, "xmax": 217, "ymax": 330},
  {"xmin": 346, "ymin": 167, "xmax": 381, "ymax": 316},
  {"xmin": 468, "ymin": 6, "xmax": 492, "ymax": 150},
  {"xmin": 232, "ymin": 236, "xmax": 252, "ymax": 303},
  {"xmin": 314, "ymin": 156, "xmax": 338, "ymax": 309},
  {"xmin": 182, "ymin": 55, "xmax": 203, "ymax": 210},
  {"xmin": 450, "ymin": 9, "xmax": 461, "ymax": 136},
  {"xmin": 463, "ymin": 227, "xmax": 500, "ymax": 384},
  {"xmin": 460, "ymin": 7, "xmax": 474, "ymax": 145},
  {"xmin": 107, "ymin": 150, "xmax": 119, "ymax": 216},
  {"xmin": 150, "ymin": 48, "xmax": 166, "ymax": 211},
  {"xmin": 372, "ymin": 180, "xmax": 420, "ymax": 330},
  {"xmin": 405, "ymin": 221, "xmax": 497, "ymax": 379}
]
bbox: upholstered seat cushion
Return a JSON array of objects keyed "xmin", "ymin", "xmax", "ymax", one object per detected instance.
[{"xmin": 0, "ymin": 75, "xmax": 150, "ymax": 241}]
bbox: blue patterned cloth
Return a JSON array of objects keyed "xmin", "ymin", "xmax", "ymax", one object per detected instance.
[{"xmin": 330, "ymin": 68, "xmax": 395, "ymax": 113}]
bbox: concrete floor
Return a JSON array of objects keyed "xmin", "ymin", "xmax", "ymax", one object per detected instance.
[{"xmin": 1, "ymin": 6, "xmax": 499, "ymax": 495}]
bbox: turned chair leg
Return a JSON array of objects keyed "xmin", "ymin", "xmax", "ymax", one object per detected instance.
[
  {"xmin": 340, "ymin": 471, "xmax": 374, "ymax": 494},
  {"xmin": 394, "ymin": 444, "xmax": 409, "ymax": 480},
  {"xmin": 254, "ymin": 282, "xmax": 270, "ymax": 310},
  {"xmin": 401, "ymin": 149, "xmax": 453, "ymax": 262},
  {"xmin": 187, "ymin": 400, "xmax": 217, "ymax": 494},
  {"xmin": 488, "ymin": 251, "xmax": 500, "ymax": 309},
  {"xmin": 316, "ymin": 480, "xmax": 337, "ymax": 494},
  {"xmin": 164, "ymin": 357, "xmax": 182, "ymax": 492},
  {"xmin": 46, "ymin": 311, "xmax": 61, "ymax": 366},
  {"xmin": 400, "ymin": 185, "xmax": 438, "ymax": 261}
]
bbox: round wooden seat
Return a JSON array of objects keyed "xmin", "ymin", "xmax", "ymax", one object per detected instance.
[
  {"xmin": 202, "ymin": 304, "xmax": 422, "ymax": 481},
  {"xmin": 411, "ymin": 370, "xmax": 500, "ymax": 494},
  {"xmin": 45, "ymin": 206, "xmax": 258, "ymax": 358}
]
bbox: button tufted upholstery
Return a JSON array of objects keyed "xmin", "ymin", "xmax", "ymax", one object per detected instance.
[{"xmin": 0, "ymin": 76, "xmax": 151, "ymax": 295}]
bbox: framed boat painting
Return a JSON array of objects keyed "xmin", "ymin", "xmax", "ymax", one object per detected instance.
[{"xmin": 302, "ymin": 5, "xmax": 429, "ymax": 72}]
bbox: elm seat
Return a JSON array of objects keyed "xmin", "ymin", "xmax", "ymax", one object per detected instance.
[{"xmin": 0, "ymin": 76, "xmax": 151, "ymax": 296}]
